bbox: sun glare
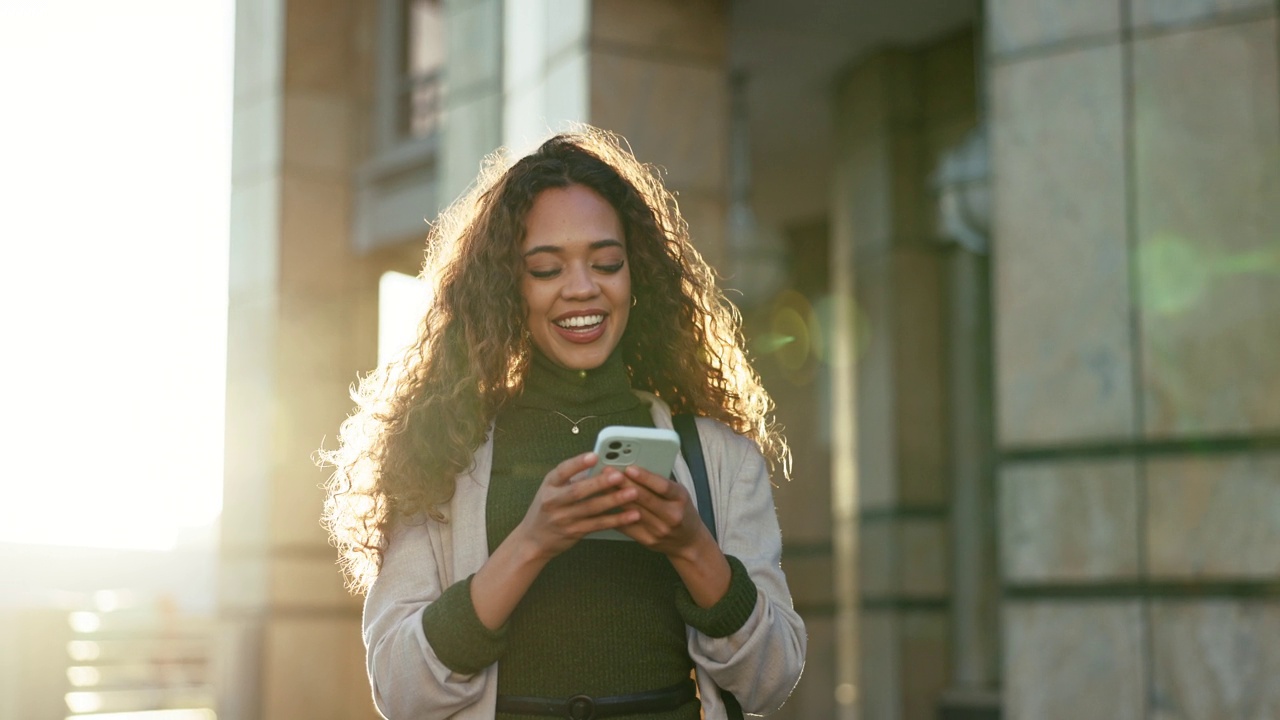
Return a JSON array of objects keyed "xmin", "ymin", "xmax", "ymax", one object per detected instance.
[{"xmin": 0, "ymin": 1, "xmax": 232, "ymax": 551}]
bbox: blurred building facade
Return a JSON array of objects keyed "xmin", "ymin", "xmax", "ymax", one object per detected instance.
[{"xmin": 222, "ymin": 1, "xmax": 1280, "ymax": 719}]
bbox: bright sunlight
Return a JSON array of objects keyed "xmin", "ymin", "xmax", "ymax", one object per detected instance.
[{"xmin": 0, "ymin": 1, "xmax": 233, "ymax": 550}]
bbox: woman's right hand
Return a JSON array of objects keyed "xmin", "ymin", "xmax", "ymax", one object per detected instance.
[{"xmin": 515, "ymin": 452, "xmax": 641, "ymax": 559}]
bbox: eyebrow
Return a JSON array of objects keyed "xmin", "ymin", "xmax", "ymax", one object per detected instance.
[{"xmin": 522, "ymin": 238, "xmax": 624, "ymax": 258}]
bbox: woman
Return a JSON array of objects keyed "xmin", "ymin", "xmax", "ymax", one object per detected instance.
[{"xmin": 321, "ymin": 127, "xmax": 805, "ymax": 719}]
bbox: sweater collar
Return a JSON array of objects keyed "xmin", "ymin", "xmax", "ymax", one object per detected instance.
[{"xmin": 514, "ymin": 347, "xmax": 640, "ymax": 416}]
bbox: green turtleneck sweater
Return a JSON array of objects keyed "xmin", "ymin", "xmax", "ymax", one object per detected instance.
[{"xmin": 419, "ymin": 350, "xmax": 758, "ymax": 718}]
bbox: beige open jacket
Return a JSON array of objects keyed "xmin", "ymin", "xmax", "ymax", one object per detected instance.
[{"xmin": 362, "ymin": 392, "xmax": 807, "ymax": 719}]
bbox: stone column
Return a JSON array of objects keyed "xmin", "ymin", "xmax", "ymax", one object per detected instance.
[
  {"xmin": 832, "ymin": 49, "xmax": 956, "ymax": 720},
  {"xmin": 441, "ymin": 0, "xmax": 504, "ymax": 204},
  {"xmin": 988, "ymin": 1, "xmax": 1280, "ymax": 717},
  {"xmin": 499, "ymin": 0, "xmax": 730, "ymax": 267},
  {"xmin": 219, "ymin": 1, "xmax": 381, "ymax": 718}
]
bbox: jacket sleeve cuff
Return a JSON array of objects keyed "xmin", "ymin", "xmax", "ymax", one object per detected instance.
[
  {"xmin": 675, "ymin": 554, "xmax": 759, "ymax": 638},
  {"xmin": 421, "ymin": 574, "xmax": 508, "ymax": 675}
]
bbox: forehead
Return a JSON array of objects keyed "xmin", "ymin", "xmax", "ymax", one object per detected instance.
[{"xmin": 521, "ymin": 184, "xmax": 624, "ymax": 249}]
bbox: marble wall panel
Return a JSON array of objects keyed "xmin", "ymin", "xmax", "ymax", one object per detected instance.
[
  {"xmin": 588, "ymin": 53, "xmax": 727, "ymax": 193},
  {"xmin": 1146, "ymin": 453, "xmax": 1280, "ymax": 578},
  {"xmin": 1130, "ymin": 0, "xmax": 1273, "ymax": 29},
  {"xmin": 591, "ymin": 0, "xmax": 726, "ymax": 62},
  {"xmin": 1134, "ymin": 17, "xmax": 1280, "ymax": 437},
  {"xmin": 987, "ymin": 0, "xmax": 1122, "ymax": 55},
  {"xmin": 1150, "ymin": 600, "xmax": 1280, "ymax": 719},
  {"xmin": 232, "ymin": 95, "xmax": 282, "ymax": 183},
  {"xmin": 233, "ymin": 0, "xmax": 283, "ymax": 101},
  {"xmin": 1004, "ymin": 601, "xmax": 1144, "ymax": 720},
  {"xmin": 229, "ymin": 178, "xmax": 281, "ymax": 299},
  {"xmin": 1000, "ymin": 459, "xmax": 1140, "ymax": 582},
  {"xmin": 991, "ymin": 44, "xmax": 1135, "ymax": 445}
]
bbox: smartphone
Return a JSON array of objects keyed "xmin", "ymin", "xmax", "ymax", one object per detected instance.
[
  {"xmin": 581, "ymin": 425, "xmax": 681, "ymax": 541},
  {"xmin": 585, "ymin": 426, "xmax": 681, "ymax": 479}
]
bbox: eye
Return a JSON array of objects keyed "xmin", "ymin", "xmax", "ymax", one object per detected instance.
[
  {"xmin": 527, "ymin": 267, "xmax": 561, "ymax": 279},
  {"xmin": 594, "ymin": 260, "xmax": 625, "ymax": 274}
]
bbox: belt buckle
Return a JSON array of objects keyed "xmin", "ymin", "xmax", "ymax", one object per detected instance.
[{"xmin": 566, "ymin": 694, "xmax": 596, "ymax": 720}]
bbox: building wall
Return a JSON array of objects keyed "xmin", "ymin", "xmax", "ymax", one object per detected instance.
[{"xmin": 987, "ymin": 2, "xmax": 1280, "ymax": 718}]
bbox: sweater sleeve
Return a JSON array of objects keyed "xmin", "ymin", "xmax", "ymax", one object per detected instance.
[
  {"xmin": 421, "ymin": 574, "xmax": 509, "ymax": 674},
  {"xmin": 674, "ymin": 554, "xmax": 758, "ymax": 638}
]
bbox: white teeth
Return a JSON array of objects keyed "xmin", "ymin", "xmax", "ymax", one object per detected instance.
[{"xmin": 556, "ymin": 314, "xmax": 604, "ymax": 329}]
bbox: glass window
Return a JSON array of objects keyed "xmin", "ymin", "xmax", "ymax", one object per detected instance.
[{"xmin": 400, "ymin": 0, "xmax": 444, "ymax": 140}]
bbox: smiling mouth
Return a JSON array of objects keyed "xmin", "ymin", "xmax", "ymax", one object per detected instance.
[{"xmin": 555, "ymin": 314, "xmax": 605, "ymax": 331}]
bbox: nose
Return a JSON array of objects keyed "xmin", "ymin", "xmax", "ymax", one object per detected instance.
[{"xmin": 561, "ymin": 263, "xmax": 600, "ymax": 300}]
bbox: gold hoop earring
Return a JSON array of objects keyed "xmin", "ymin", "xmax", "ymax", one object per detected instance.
[{"xmin": 631, "ymin": 295, "xmax": 638, "ymax": 307}]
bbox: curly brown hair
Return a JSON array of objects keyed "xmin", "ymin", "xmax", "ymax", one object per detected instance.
[{"xmin": 320, "ymin": 126, "xmax": 790, "ymax": 592}]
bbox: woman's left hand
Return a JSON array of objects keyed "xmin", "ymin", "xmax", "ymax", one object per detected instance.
[
  {"xmin": 608, "ymin": 465, "xmax": 709, "ymax": 557},
  {"xmin": 611, "ymin": 464, "xmax": 732, "ymax": 608}
]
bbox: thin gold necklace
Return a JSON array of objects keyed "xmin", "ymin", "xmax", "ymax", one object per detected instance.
[{"xmin": 550, "ymin": 409, "xmax": 598, "ymax": 435}]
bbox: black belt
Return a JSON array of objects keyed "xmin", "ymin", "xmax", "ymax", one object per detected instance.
[{"xmin": 495, "ymin": 678, "xmax": 697, "ymax": 720}]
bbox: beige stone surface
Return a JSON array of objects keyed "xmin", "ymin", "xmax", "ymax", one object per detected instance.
[
  {"xmin": 441, "ymin": 91, "xmax": 502, "ymax": 204},
  {"xmin": 999, "ymin": 459, "xmax": 1140, "ymax": 582},
  {"xmin": 1150, "ymin": 600, "xmax": 1280, "ymax": 719},
  {"xmin": 588, "ymin": 52, "xmax": 728, "ymax": 193},
  {"xmin": 901, "ymin": 612, "xmax": 951, "ymax": 720},
  {"xmin": 859, "ymin": 522, "xmax": 894, "ymax": 597},
  {"xmin": 853, "ymin": 253, "xmax": 898, "ymax": 509},
  {"xmin": 899, "ymin": 519, "xmax": 950, "ymax": 597},
  {"xmin": 859, "ymin": 609, "xmax": 901, "ymax": 720},
  {"xmin": 779, "ymin": 551, "xmax": 834, "ymax": 609},
  {"xmin": 891, "ymin": 249, "xmax": 948, "ymax": 505},
  {"xmin": 270, "ymin": 554, "xmax": 360, "ymax": 609},
  {"xmin": 282, "ymin": 93, "xmax": 352, "ymax": 176},
  {"xmin": 216, "ymin": 554, "xmax": 270, "ymax": 610},
  {"xmin": 283, "ymin": 0, "xmax": 352, "ymax": 95},
  {"xmin": 987, "ymin": 0, "xmax": 1122, "ymax": 54},
  {"xmin": 1134, "ymin": 18, "xmax": 1280, "ymax": 437},
  {"xmin": 889, "ymin": 130, "xmax": 928, "ymax": 246},
  {"xmin": 770, "ymin": 613, "xmax": 836, "ymax": 720},
  {"xmin": 1004, "ymin": 602, "xmax": 1144, "ymax": 720},
  {"xmin": 279, "ymin": 175, "xmax": 356, "ymax": 294},
  {"xmin": 922, "ymin": 31, "xmax": 977, "ymax": 124},
  {"xmin": 544, "ymin": 0, "xmax": 589, "ymax": 60},
  {"xmin": 1146, "ymin": 453, "xmax": 1280, "ymax": 578},
  {"xmin": 991, "ymin": 44, "xmax": 1136, "ymax": 445},
  {"xmin": 1130, "ymin": 0, "xmax": 1273, "ymax": 28},
  {"xmin": 263, "ymin": 616, "xmax": 376, "ymax": 720},
  {"xmin": 591, "ymin": 0, "xmax": 727, "ymax": 61}
]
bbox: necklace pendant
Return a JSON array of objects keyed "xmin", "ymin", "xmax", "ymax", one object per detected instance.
[{"xmin": 571, "ymin": 426, "xmax": 580, "ymax": 434}]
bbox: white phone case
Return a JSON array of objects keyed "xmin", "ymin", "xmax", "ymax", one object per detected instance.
[{"xmin": 582, "ymin": 425, "xmax": 680, "ymax": 541}]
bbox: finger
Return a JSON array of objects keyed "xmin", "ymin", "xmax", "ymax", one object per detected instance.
[
  {"xmin": 623, "ymin": 465, "xmax": 681, "ymax": 499},
  {"xmin": 572, "ymin": 508, "xmax": 641, "ymax": 536},
  {"xmin": 547, "ymin": 452, "xmax": 598, "ymax": 487},
  {"xmin": 571, "ymin": 485, "xmax": 639, "ymax": 518}
]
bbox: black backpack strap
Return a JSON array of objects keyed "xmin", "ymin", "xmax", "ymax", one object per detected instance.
[
  {"xmin": 673, "ymin": 413, "xmax": 715, "ymax": 541},
  {"xmin": 673, "ymin": 414, "xmax": 744, "ymax": 720}
]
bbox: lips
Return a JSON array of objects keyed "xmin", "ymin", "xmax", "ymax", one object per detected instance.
[{"xmin": 553, "ymin": 311, "xmax": 607, "ymax": 344}]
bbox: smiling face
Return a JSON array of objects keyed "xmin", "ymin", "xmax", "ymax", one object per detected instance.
[{"xmin": 519, "ymin": 184, "xmax": 631, "ymax": 371}]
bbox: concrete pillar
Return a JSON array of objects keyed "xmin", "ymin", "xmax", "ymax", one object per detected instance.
[
  {"xmin": 988, "ymin": 1, "xmax": 1280, "ymax": 717},
  {"xmin": 219, "ymin": 1, "xmax": 381, "ymax": 718}
]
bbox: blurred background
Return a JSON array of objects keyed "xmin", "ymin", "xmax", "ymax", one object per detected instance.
[{"xmin": 3, "ymin": 0, "xmax": 1278, "ymax": 719}]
